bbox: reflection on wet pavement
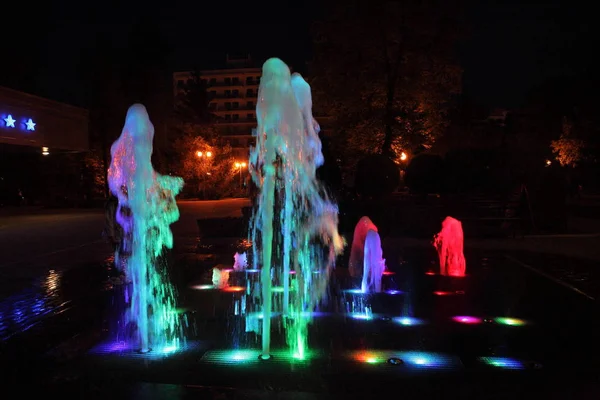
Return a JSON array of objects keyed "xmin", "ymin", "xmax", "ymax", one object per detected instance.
[
  {"xmin": 507, "ymin": 251, "xmax": 600, "ymax": 300},
  {"xmin": 0, "ymin": 258, "xmax": 112, "ymax": 341},
  {"xmin": 0, "ymin": 269, "xmax": 68, "ymax": 340}
]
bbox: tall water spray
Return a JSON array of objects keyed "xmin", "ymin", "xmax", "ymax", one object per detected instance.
[
  {"xmin": 108, "ymin": 104, "xmax": 185, "ymax": 353},
  {"xmin": 433, "ymin": 216, "xmax": 466, "ymax": 277},
  {"xmin": 361, "ymin": 230, "xmax": 386, "ymax": 293},
  {"xmin": 249, "ymin": 58, "xmax": 344, "ymax": 359}
]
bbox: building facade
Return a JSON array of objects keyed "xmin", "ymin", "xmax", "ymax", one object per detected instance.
[
  {"xmin": 0, "ymin": 86, "xmax": 88, "ymax": 152},
  {"xmin": 174, "ymin": 55, "xmax": 260, "ymax": 159},
  {"xmin": 0, "ymin": 86, "xmax": 89, "ymax": 206}
]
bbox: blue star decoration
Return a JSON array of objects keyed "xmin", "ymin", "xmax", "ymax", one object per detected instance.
[
  {"xmin": 25, "ymin": 118, "xmax": 36, "ymax": 131},
  {"xmin": 4, "ymin": 115, "xmax": 16, "ymax": 128}
]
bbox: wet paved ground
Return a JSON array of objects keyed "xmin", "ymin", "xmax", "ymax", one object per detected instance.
[
  {"xmin": 1, "ymin": 201, "xmax": 599, "ymax": 398},
  {"xmin": 11, "ymin": 239, "xmax": 594, "ymax": 399}
]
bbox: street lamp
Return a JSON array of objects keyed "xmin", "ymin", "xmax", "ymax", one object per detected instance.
[
  {"xmin": 196, "ymin": 150, "xmax": 215, "ymax": 199},
  {"xmin": 197, "ymin": 150, "xmax": 213, "ymax": 158},
  {"xmin": 235, "ymin": 161, "xmax": 247, "ymax": 189}
]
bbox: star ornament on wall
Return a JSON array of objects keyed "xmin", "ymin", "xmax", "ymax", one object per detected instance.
[
  {"xmin": 25, "ymin": 118, "xmax": 36, "ymax": 131},
  {"xmin": 4, "ymin": 115, "xmax": 16, "ymax": 128}
]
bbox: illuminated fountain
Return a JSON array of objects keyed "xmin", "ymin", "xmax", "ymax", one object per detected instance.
[
  {"xmin": 212, "ymin": 267, "xmax": 230, "ymax": 289},
  {"xmin": 233, "ymin": 252, "xmax": 248, "ymax": 271},
  {"xmin": 349, "ymin": 216, "xmax": 378, "ymax": 279},
  {"xmin": 249, "ymin": 58, "xmax": 344, "ymax": 360},
  {"xmin": 361, "ymin": 230, "xmax": 386, "ymax": 293},
  {"xmin": 433, "ymin": 216, "xmax": 466, "ymax": 277},
  {"xmin": 108, "ymin": 104, "xmax": 185, "ymax": 353}
]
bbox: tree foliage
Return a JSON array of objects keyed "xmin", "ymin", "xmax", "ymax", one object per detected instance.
[
  {"xmin": 171, "ymin": 125, "xmax": 244, "ymax": 199},
  {"xmin": 168, "ymin": 70, "xmax": 246, "ymax": 198},
  {"xmin": 311, "ymin": 0, "xmax": 463, "ymax": 165},
  {"xmin": 551, "ymin": 117, "xmax": 585, "ymax": 167}
]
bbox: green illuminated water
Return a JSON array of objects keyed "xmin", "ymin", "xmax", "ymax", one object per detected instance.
[
  {"xmin": 108, "ymin": 104, "xmax": 185, "ymax": 353},
  {"xmin": 249, "ymin": 59, "xmax": 344, "ymax": 359}
]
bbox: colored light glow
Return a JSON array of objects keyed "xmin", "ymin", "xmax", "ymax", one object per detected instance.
[
  {"xmin": 191, "ymin": 284, "xmax": 215, "ymax": 290},
  {"xmin": 245, "ymin": 269, "xmax": 260, "ymax": 273},
  {"xmin": 494, "ymin": 317, "xmax": 526, "ymax": 326},
  {"xmin": 221, "ymin": 286, "xmax": 245, "ymax": 292},
  {"xmin": 349, "ymin": 312, "xmax": 373, "ymax": 320},
  {"xmin": 89, "ymin": 340, "xmax": 197, "ymax": 359},
  {"xmin": 452, "ymin": 316, "xmax": 482, "ymax": 324},
  {"xmin": 382, "ymin": 270, "xmax": 395, "ymax": 275},
  {"xmin": 385, "ymin": 289, "xmax": 402, "ymax": 295},
  {"xmin": 344, "ymin": 288, "xmax": 365, "ymax": 294},
  {"xmin": 289, "ymin": 270, "xmax": 296, "ymax": 274},
  {"xmin": 25, "ymin": 118, "xmax": 36, "ymax": 131},
  {"xmin": 246, "ymin": 311, "xmax": 281, "ymax": 320},
  {"xmin": 201, "ymin": 349, "xmax": 314, "ymax": 366},
  {"xmin": 479, "ymin": 357, "xmax": 526, "ymax": 370},
  {"xmin": 355, "ymin": 351, "xmax": 381, "ymax": 364},
  {"xmin": 4, "ymin": 115, "xmax": 16, "ymax": 127},
  {"xmin": 350, "ymin": 350, "xmax": 458, "ymax": 370},
  {"xmin": 425, "ymin": 271, "xmax": 436, "ymax": 276},
  {"xmin": 393, "ymin": 317, "xmax": 423, "ymax": 326},
  {"xmin": 433, "ymin": 291, "xmax": 454, "ymax": 296}
]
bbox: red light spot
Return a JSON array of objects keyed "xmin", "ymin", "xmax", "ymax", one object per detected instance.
[
  {"xmin": 425, "ymin": 271, "xmax": 436, "ymax": 276},
  {"xmin": 221, "ymin": 286, "xmax": 245, "ymax": 292},
  {"xmin": 434, "ymin": 291, "xmax": 453, "ymax": 296},
  {"xmin": 383, "ymin": 271, "xmax": 395, "ymax": 276}
]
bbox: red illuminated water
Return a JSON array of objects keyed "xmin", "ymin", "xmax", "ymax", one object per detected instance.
[{"xmin": 433, "ymin": 217, "xmax": 466, "ymax": 277}]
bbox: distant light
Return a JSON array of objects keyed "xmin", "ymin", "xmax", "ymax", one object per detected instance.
[
  {"xmin": 25, "ymin": 118, "xmax": 36, "ymax": 131},
  {"xmin": 385, "ymin": 289, "xmax": 402, "ymax": 295},
  {"xmin": 191, "ymin": 284, "xmax": 214, "ymax": 290},
  {"xmin": 393, "ymin": 317, "xmax": 423, "ymax": 326},
  {"xmin": 221, "ymin": 286, "xmax": 245, "ymax": 293},
  {"xmin": 452, "ymin": 316, "xmax": 482, "ymax": 324},
  {"xmin": 241, "ymin": 162, "xmax": 247, "ymax": 167},
  {"xmin": 206, "ymin": 151, "xmax": 212, "ymax": 157},
  {"xmin": 42, "ymin": 146, "xmax": 49, "ymax": 156},
  {"xmin": 494, "ymin": 317, "xmax": 526, "ymax": 326},
  {"xmin": 344, "ymin": 288, "xmax": 364, "ymax": 294},
  {"xmin": 400, "ymin": 152, "xmax": 407, "ymax": 161},
  {"xmin": 425, "ymin": 271, "xmax": 436, "ymax": 276},
  {"xmin": 546, "ymin": 159, "xmax": 552, "ymax": 166},
  {"xmin": 197, "ymin": 151, "xmax": 203, "ymax": 157},
  {"xmin": 382, "ymin": 270, "xmax": 395, "ymax": 275},
  {"xmin": 480, "ymin": 356, "xmax": 526, "ymax": 370},
  {"xmin": 235, "ymin": 162, "xmax": 241, "ymax": 168},
  {"xmin": 349, "ymin": 312, "xmax": 373, "ymax": 320},
  {"xmin": 4, "ymin": 115, "xmax": 16, "ymax": 128}
]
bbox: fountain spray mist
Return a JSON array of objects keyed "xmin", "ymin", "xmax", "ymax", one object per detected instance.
[
  {"xmin": 108, "ymin": 104, "xmax": 185, "ymax": 353},
  {"xmin": 249, "ymin": 59, "xmax": 344, "ymax": 359}
]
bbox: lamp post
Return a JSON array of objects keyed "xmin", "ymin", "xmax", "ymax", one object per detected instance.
[
  {"xmin": 197, "ymin": 150, "xmax": 213, "ymax": 199},
  {"xmin": 234, "ymin": 161, "xmax": 247, "ymax": 190}
]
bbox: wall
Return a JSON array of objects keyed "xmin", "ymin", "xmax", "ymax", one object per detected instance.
[{"xmin": 0, "ymin": 86, "xmax": 89, "ymax": 151}]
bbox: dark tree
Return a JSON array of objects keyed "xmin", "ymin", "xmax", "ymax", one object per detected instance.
[{"xmin": 311, "ymin": 0, "xmax": 463, "ymax": 166}]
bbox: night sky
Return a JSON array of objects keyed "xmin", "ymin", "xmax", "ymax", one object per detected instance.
[{"xmin": 1, "ymin": 1, "xmax": 597, "ymax": 109}]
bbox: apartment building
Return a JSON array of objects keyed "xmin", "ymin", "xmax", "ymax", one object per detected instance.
[{"xmin": 173, "ymin": 55, "xmax": 260, "ymax": 159}]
